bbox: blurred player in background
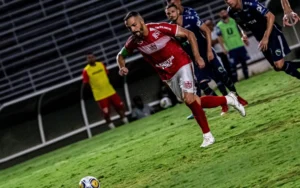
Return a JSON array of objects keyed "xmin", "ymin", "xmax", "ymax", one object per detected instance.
[
  {"xmin": 205, "ymin": 19, "xmax": 233, "ymax": 80},
  {"xmin": 165, "ymin": 3, "xmax": 229, "ymax": 117},
  {"xmin": 117, "ymin": 11, "xmax": 246, "ymax": 147},
  {"xmin": 281, "ymin": 0, "xmax": 299, "ymax": 27},
  {"xmin": 225, "ymin": 0, "xmax": 300, "ymax": 80},
  {"xmin": 217, "ymin": 9, "xmax": 250, "ymax": 82},
  {"xmin": 166, "ymin": 0, "xmax": 198, "ymax": 17},
  {"xmin": 82, "ymin": 53, "xmax": 128, "ymax": 129},
  {"xmin": 131, "ymin": 95, "xmax": 154, "ymax": 120},
  {"xmin": 166, "ymin": 0, "xmax": 248, "ymax": 117},
  {"xmin": 165, "ymin": 4, "xmax": 248, "ymax": 116}
]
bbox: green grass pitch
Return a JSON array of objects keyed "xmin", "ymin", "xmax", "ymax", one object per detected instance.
[{"xmin": 1, "ymin": 70, "xmax": 300, "ymax": 188}]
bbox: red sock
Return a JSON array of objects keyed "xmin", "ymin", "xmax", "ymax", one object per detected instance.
[
  {"xmin": 187, "ymin": 101, "xmax": 210, "ymax": 133},
  {"xmin": 200, "ymin": 96, "xmax": 227, "ymax": 108}
]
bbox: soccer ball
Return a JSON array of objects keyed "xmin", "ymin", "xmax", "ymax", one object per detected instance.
[
  {"xmin": 160, "ymin": 97, "xmax": 172, "ymax": 109},
  {"xmin": 79, "ymin": 176, "xmax": 100, "ymax": 188}
]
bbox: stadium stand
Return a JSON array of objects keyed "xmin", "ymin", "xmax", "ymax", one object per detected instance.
[{"xmin": 0, "ymin": 0, "xmax": 226, "ymax": 104}]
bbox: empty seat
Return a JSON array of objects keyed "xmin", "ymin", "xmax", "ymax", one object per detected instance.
[
  {"xmin": 16, "ymin": 14, "xmax": 67, "ymax": 42},
  {"xmin": 14, "ymin": 11, "xmax": 45, "ymax": 27},
  {"xmin": 43, "ymin": 1, "xmax": 64, "ymax": 16},
  {"xmin": 0, "ymin": 0, "xmax": 229, "ymax": 104}
]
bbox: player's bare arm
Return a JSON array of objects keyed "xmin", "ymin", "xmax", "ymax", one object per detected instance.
[
  {"xmin": 238, "ymin": 25, "xmax": 249, "ymax": 46},
  {"xmin": 217, "ymin": 36, "xmax": 228, "ymax": 55},
  {"xmin": 259, "ymin": 12, "xmax": 275, "ymax": 51},
  {"xmin": 211, "ymin": 38, "xmax": 219, "ymax": 46},
  {"xmin": 281, "ymin": 0, "xmax": 300, "ymax": 27},
  {"xmin": 117, "ymin": 47, "xmax": 129, "ymax": 76},
  {"xmin": 176, "ymin": 26, "xmax": 205, "ymax": 68},
  {"xmin": 199, "ymin": 24, "xmax": 214, "ymax": 61}
]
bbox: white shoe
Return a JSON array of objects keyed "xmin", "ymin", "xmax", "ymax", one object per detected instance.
[
  {"xmin": 122, "ymin": 117, "xmax": 129, "ymax": 124},
  {"xmin": 200, "ymin": 132, "xmax": 215, "ymax": 148},
  {"xmin": 225, "ymin": 92, "xmax": 246, "ymax": 117},
  {"xmin": 108, "ymin": 123, "xmax": 116, "ymax": 129}
]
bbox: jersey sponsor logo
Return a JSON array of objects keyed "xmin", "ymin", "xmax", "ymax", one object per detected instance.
[
  {"xmin": 248, "ymin": 19, "xmax": 257, "ymax": 24},
  {"xmin": 185, "ymin": 10, "xmax": 192, "ymax": 15},
  {"xmin": 152, "ymin": 30, "xmax": 160, "ymax": 39},
  {"xmin": 256, "ymin": 5, "xmax": 263, "ymax": 13},
  {"xmin": 154, "ymin": 25, "xmax": 172, "ymax": 31},
  {"xmin": 186, "ymin": 16, "xmax": 195, "ymax": 19},
  {"xmin": 92, "ymin": 69, "xmax": 103, "ymax": 75},
  {"xmin": 275, "ymin": 49, "xmax": 282, "ymax": 56},
  {"xmin": 183, "ymin": 81, "xmax": 193, "ymax": 89},
  {"xmin": 138, "ymin": 36, "xmax": 171, "ymax": 54},
  {"xmin": 155, "ymin": 56, "xmax": 174, "ymax": 69},
  {"xmin": 196, "ymin": 20, "xmax": 202, "ymax": 27}
]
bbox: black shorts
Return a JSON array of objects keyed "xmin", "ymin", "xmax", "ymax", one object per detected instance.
[{"xmin": 262, "ymin": 28, "xmax": 291, "ymax": 66}]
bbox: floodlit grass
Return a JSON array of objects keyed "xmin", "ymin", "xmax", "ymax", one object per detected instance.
[{"xmin": 1, "ymin": 70, "xmax": 300, "ymax": 188}]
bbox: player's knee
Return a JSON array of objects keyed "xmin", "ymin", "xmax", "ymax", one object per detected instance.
[
  {"xmin": 102, "ymin": 107, "xmax": 109, "ymax": 114},
  {"xmin": 184, "ymin": 93, "xmax": 195, "ymax": 105},
  {"xmin": 274, "ymin": 60, "xmax": 285, "ymax": 70}
]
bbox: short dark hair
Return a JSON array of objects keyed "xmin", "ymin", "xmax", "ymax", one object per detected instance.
[
  {"xmin": 124, "ymin": 11, "xmax": 141, "ymax": 21},
  {"xmin": 166, "ymin": 3, "xmax": 178, "ymax": 10}
]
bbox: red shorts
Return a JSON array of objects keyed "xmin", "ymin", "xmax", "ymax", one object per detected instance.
[{"xmin": 97, "ymin": 93, "xmax": 124, "ymax": 115}]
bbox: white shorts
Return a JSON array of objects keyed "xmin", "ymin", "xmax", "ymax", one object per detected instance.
[{"xmin": 164, "ymin": 63, "xmax": 196, "ymax": 102}]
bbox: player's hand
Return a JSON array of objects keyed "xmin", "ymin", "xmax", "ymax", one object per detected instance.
[
  {"xmin": 259, "ymin": 37, "xmax": 269, "ymax": 52},
  {"xmin": 119, "ymin": 67, "xmax": 129, "ymax": 76},
  {"xmin": 196, "ymin": 57, "xmax": 205, "ymax": 69},
  {"xmin": 242, "ymin": 34, "xmax": 249, "ymax": 46},
  {"xmin": 283, "ymin": 12, "xmax": 300, "ymax": 27},
  {"xmin": 207, "ymin": 50, "xmax": 214, "ymax": 62}
]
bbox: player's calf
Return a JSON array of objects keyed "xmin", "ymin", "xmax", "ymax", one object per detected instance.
[
  {"xmin": 200, "ymin": 93, "xmax": 246, "ymax": 117},
  {"xmin": 276, "ymin": 59, "xmax": 300, "ymax": 79}
]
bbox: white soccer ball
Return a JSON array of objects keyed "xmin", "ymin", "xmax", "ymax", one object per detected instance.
[
  {"xmin": 79, "ymin": 176, "xmax": 100, "ymax": 188},
  {"xmin": 160, "ymin": 97, "xmax": 172, "ymax": 109}
]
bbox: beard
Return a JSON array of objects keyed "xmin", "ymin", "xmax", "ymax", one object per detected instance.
[
  {"xmin": 221, "ymin": 15, "xmax": 229, "ymax": 20},
  {"xmin": 170, "ymin": 16, "xmax": 178, "ymax": 22},
  {"xmin": 133, "ymin": 27, "xmax": 144, "ymax": 38}
]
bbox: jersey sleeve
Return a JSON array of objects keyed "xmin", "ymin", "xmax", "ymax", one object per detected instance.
[
  {"xmin": 150, "ymin": 22, "xmax": 178, "ymax": 37},
  {"xmin": 124, "ymin": 36, "xmax": 137, "ymax": 54},
  {"xmin": 246, "ymin": 0, "xmax": 269, "ymax": 16},
  {"xmin": 82, "ymin": 69, "xmax": 89, "ymax": 84}
]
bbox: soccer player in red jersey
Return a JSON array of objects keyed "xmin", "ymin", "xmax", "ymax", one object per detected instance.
[{"xmin": 116, "ymin": 11, "xmax": 246, "ymax": 147}]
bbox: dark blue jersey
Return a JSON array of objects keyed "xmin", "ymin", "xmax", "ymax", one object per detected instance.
[
  {"xmin": 228, "ymin": 0, "xmax": 282, "ymax": 41},
  {"xmin": 183, "ymin": 6, "xmax": 199, "ymax": 18},
  {"xmin": 182, "ymin": 15, "xmax": 208, "ymax": 57}
]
